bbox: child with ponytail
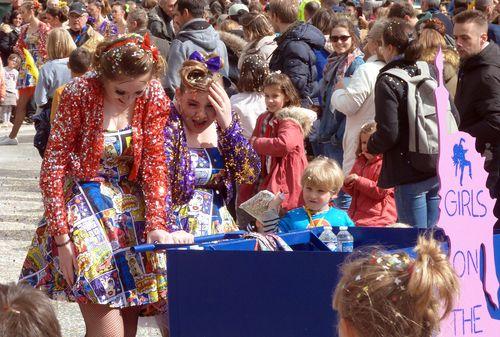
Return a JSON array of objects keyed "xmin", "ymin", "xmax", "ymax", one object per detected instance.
[{"xmin": 333, "ymin": 236, "xmax": 459, "ymax": 337}]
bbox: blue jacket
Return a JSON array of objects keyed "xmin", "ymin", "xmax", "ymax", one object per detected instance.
[
  {"xmin": 269, "ymin": 22, "xmax": 325, "ymax": 100},
  {"xmin": 165, "ymin": 19, "xmax": 229, "ymax": 98},
  {"xmin": 488, "ymin": 23, "xmax": 500, "ymax": 44}
]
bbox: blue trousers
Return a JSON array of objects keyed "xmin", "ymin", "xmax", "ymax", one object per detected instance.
[{"xmin": 394, "ymin": 176, "xmax": 440, "ymax": 228}]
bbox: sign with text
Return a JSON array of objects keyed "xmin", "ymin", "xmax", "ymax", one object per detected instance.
[{"xmin": 435, "ymin": 49, "xmax": 500, "ymax": 336}]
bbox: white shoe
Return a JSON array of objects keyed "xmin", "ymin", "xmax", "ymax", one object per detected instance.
[{"xmin": 0, "ymin": 136, "xmax": 18, "ymax": 145}]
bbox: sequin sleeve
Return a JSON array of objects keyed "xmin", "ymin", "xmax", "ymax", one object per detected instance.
[
  {"xmin": 140, "ymin": 81, "xmax": 171, "ymax": 235},
  {"xmin": 40, "ymin": 79, "xmax": 83, "ymax": 236},
  {"xmin": 218, "ymin": 115, "xmax": 261, "ymax": 184},
  {"xmin": 163, "ymin": 104, "xmax": 194, "ymax": 230}
]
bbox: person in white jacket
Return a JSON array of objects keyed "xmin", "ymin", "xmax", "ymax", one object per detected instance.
[{"xmin": 330, "ymin": 20, "xmax": 386, "ymax": 175}]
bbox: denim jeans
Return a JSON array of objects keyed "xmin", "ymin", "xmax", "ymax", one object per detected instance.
[{"xmin": 394, "ymin": 176, "xmax": 440, "ymax": 228}]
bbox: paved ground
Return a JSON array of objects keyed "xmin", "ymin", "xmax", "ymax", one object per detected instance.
[{"xmin": 0, "ymin": 125, "xmax": 162, "ymax": 336}]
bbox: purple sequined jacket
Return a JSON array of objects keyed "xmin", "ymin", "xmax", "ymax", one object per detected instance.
[{"xmin": 163, "ymin": 103, "xmax": 261, "ymax": 228}]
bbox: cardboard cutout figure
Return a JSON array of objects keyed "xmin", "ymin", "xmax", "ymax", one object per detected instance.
[{"xmin": 435, "ymin": 48, "xmax": 500, "ymax": 336}]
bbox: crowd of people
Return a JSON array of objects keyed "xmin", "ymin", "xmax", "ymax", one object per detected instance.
[{"xmin": 0, "ymin": 0, "xmax": 498, "ymax": 336}]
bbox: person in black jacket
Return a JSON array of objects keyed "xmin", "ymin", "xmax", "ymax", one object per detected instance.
[
  {"xmin": 454, "ymin": 10, "xmax": 500, "ymax": 228},
  {"xmin": 268, "ymin": 0, "xmax": 325, "ymax": 106},
  {"xmin": 0, "ymin": 10, "xmax": 21, "ymax": 66},
  {"xmin": 367, "ymin": 18, "xmax": 459, "ymax": 229},
  {"xmin": 148, "ymin": 0, "xmax": 176, "ymax": 42}
]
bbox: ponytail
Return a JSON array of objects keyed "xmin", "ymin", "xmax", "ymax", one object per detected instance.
[
  {"xmin": 408, "ymin": 236, "xmax": 460, "ymax": 334},
  {"xmin": 383, "ymin": 18, "xmax": 423, "ymax": 63},
  {"xmin": 332, "ymin": 236, "xmax": 459, "ymax": 337}
]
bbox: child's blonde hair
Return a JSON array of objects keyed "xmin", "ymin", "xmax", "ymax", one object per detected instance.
[
  {"xmin": 263, "ymin": 72, "xmax": 301, "ymax": 108},
  {"xmin": 356, "ymin": 121, "xmax": 377, "ymax": 156},
  {"xmin": 0, "ymin": 283, "xmax": 62, "ymax": 337},
  {"xmin": 332, "ymin": 236, "xmax": 459, "ymax": 337},
  {"xmin": 47, "ymin": 28, "xmax": 77, "ymax": 61},
  {"xmin": 301, "ymin": 156, "xmax": 344, "ymax": 194}
]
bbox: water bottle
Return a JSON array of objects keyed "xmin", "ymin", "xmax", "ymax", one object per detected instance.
[
  {"xmin": 318, "ymin": 226, "xmax": 338, "ymax": 252},
  {"xmin": 337, "ymin": 226, "xmax": 354, "ymax": 252}
]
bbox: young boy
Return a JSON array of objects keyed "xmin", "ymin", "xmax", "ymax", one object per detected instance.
[
  {"xmin": 50, "ymin": 47, "xmax": 93, "ymax": 123},
  {"xmin": 278, "ymin": 157, "xmax": 354, "ymax": 232}
]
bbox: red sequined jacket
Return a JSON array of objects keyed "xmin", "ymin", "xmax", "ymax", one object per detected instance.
[{"xmin": 40, "ymin": 73, "xmax": 170, "ymax": 236}]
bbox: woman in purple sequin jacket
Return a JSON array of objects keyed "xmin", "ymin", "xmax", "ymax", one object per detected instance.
[{"xmin": 163, "ymin": 52, "xmax": 261, "ymax": 236}]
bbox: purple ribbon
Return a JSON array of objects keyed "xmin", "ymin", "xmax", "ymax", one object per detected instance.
[{"xmin": 188, "ymin": 51, "xmax": 222, "ymax": 73}]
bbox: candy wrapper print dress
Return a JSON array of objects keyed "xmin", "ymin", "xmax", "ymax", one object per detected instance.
[{"xmin": 19, "ymin": 73, "xmax": 170, "ymax": 313}]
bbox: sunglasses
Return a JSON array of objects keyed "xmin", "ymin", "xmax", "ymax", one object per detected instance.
[{"xmin": 330, "ymin": 35, "xmax": 351, "ymax": 43}]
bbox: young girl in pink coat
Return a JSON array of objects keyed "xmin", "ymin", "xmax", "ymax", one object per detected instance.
[
  {"xmin": 239, "ymin": 72, "xmax": 314, "ymax": 214},
  {"xmin": 343, "ymin": 122, "xmax": 397, "ymax": 226}
]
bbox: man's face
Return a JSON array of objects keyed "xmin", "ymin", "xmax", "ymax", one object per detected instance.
[
  {"xmin": 345, "ymin": 5, "xmax": 356, "ymax": 17},
  {"xmin": 454, "ymin": 22, "xmax": 487, "ymax": 59},
  {"xmin": 173, "ymin": 3, "xmax": 189, "ymax": 29},
  {"xmin": 69, "ymin": 13, "xmax": 88, "ymax": 31},
  {"xmin": 161, "ymin": 0, "xmax": 177, "ymax": 17}
]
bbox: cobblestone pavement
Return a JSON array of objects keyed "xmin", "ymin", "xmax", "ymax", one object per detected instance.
[{"xmin": 0, "ymin": 125, "xmax": 161, "ymax": 336}]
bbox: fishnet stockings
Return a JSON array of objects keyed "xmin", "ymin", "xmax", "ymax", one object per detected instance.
[{"xmin": 79, "ymin": 303, "xmax": 141, "ymax": 337}]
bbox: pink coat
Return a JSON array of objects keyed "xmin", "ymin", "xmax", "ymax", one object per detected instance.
[
  {"xmin": 239, "ymin": 107, "xmax": 312, "ymax": 212},
  {"xmin": 343, "ymin": 155, "xmax": 397, "ymax": 227}
]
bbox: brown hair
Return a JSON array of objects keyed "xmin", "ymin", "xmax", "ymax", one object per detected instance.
[
  {"xmin": 453, "ymin": 9, "xmax": 489, "ymax": 32},
  {"xmin": 240, "ymin": 12, "xmax": 275, "ymax": 42},
  {"xmin": 219, "ymin": 19, "xmax": 240, "ymax": 32},
  {"xmin": 331, "ymin": 18, "xmax": 361, "ymax": 54},
  {"xmin": 269, "ymin": 0, "xmax": 299, "ymax": 24},
  {"xmin": 301, "ymin": 156, "xmax": 344, "ymax": 193},
  {"xmin": 237, "ymin": 54, "xmax": 269, "ymax": 93},
  {"xmin": 263, "ymin": 72, "xmax": 301, "ymax": 108},
  {"xmin": 93, "ymin": 35, "xmax": 166, "ymax": 81},
  {"xmin": 179, "ymin": 53, "xmax": 224, "ymax": 92},
  {"xmin": 141, "ymin": 0, "xmax": 158, "ymax": 10},
  {"xmin": 45, "ymin": 6, "xmax": 68, "ymax": 23},
  {"xmin": 0, "ymin": 283, "xmax": 62, "ymax": 337},
  {"xmin": 311, "ymin": 8, "xmax": 335, "ymax": 35},
  {"xmin": 388, "ymin": 2, "xmax": 417, "ymax": 19},
  {"xmin": 355, "ymin": 122, "xmax": 376, "ymax": 156},
  {"xmin": 68, "ymin": 47, "xmax": 93, "ymax": 75},
  {"xmin": 333, "ymin": 236, "xmax": 459, "ymax": 337},
  {"xmin": 383, "ymin": 18, "xmax": 422, "ymax": 62}
]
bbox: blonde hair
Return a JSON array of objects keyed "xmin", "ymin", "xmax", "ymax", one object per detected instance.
[
  {"xmin": 179, "ymin": 53, "xmax": 224, "ymax": 92},
  {"xmin": 333, "ymin": 236, "xmax": 460, "ymax": 337},
  {"xmin": 0, "ymin": 283, "xmax": 62, "ymax": 337},
  {"xmin": 47, "ymin": 28, "xmax": 77, "ymax": 60},
  {"xmin": 355, "ymin": 122, "xmax": 376, "ymax": 156},
  {"xmin": 301, "ymin": 157, "xmax": 344, "ymax": 194},
  {"xmin": 269, "ymin": 0, "xmax": 299, "ymax": 24}
]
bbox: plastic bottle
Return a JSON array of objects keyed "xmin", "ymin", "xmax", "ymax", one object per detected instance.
[
  {"xmin": 318, "ymin": 226, "xmax": 338, "ymax": 252},
  {"xmin": 337, "ymin": 226, "xmax": 354, "ymax": 253}
]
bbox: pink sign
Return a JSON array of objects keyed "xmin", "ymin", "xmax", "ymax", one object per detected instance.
[{"xmin": 435, "ymin": 49, "xmax": 500, "ymax": 336}]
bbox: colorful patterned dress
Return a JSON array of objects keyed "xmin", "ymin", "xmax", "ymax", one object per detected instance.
[
  {"xmin": 164, "ymin": 103, "xmax": 261, "ymax": 234},
  {"xmin": 14, "ymin": 23, "xmax": 49, "ymax": 89},
  {"xmin": 20, "ymin": 126, "xmax": 167, "ymax": 311},
  {"xmin": 174, "ymin": 147, "xmax": 238, "ymax": 237}
]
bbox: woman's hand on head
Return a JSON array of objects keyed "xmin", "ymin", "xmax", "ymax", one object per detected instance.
[
  {"xmin": 147, "ymin": 229, "xmax": 174, "ymax": 244},
  {"xmin": 208, "ymin": 81, "xmax": 232, "ymax": 130}
]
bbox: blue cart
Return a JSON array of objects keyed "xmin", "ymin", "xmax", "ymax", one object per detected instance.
[{"xmin": 133, "ymin": 227, "xmax": 445, "ymax": 337}]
